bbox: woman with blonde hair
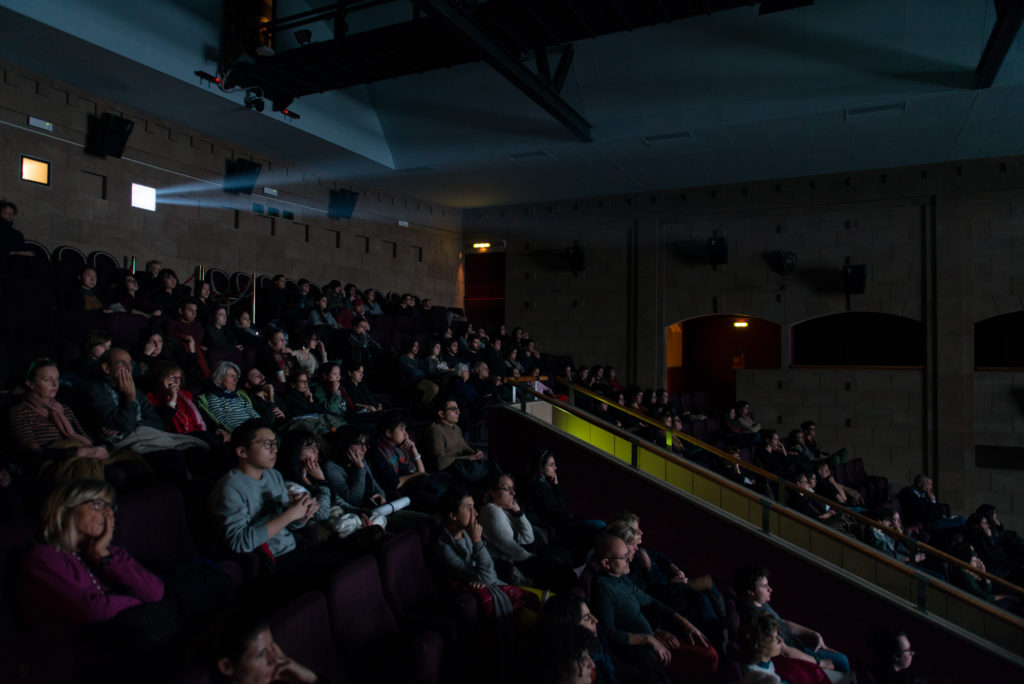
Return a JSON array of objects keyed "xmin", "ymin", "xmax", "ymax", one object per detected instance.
[{"xmin": 21, "ymin": 479, "xmax": 164, "ymax": 637}]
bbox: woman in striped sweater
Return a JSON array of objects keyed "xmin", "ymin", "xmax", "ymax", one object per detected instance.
[{"xmin": 196, "ymin": 361, "xmax": 261, "ymax": 434}]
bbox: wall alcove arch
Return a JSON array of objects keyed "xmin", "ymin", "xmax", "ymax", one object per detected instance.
[
  {"xmin": 791, "ymin": 312, "xmax": 923, "ymax": 367},
  {"xmin": 666, "ymin": 314, "xmax": 781, "ymax": 410},
  {"xmin": 975, "ymin": 311, "xmax": 1024, "ymax": 370}
]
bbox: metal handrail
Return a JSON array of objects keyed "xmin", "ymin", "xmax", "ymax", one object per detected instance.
[
  {"xmin": 507, "ymin": 378, "xmax": 1024, "ymax": 620},
  {"xmin": 560, "ymin": 380, "xmax": 1024, "ymax": 598}
]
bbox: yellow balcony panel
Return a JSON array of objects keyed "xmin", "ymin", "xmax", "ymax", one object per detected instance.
[
  {"xmin": 639, "ymin": 448, "xmax": 666, "ymax": 479},
  {"xmin": 665, "ymin": 461, "xmax": 693, "ymax": 493},
  {"xmin": 692, "ymin": 473, "xmax": 721, "ymax": 507}
]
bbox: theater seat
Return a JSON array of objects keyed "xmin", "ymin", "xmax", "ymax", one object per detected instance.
[
  {"xmin": 326, "ymin": 556, "xmax": 443, "ymax": 684},
  {"xmin": 270, "ymin": 591, "xmax": 348, "ymax": 681},
  {"xmin": 376, "ymin": 530, "xmax": 477, "ymax": 651}
]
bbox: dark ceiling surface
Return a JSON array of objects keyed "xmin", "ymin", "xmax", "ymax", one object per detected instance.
[{"xmin": 1, "ymin": 0, "xmax": 1023, "ymax": 209}]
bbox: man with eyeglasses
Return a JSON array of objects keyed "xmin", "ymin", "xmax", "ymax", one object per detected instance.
[
  {"xmin": 591, "ymin": 534, "xmax": 712, "ymax": 684},
  {"xmin": 423, "ymin": 396, "xmax": 498, "ymax": 484},
  {"xmin": 209, "ymin": 421, "xmax": 318, "ymax": 561},
  {"xmin": 209, "ymin": 420, "xmax": 379, "ymax": 583}
]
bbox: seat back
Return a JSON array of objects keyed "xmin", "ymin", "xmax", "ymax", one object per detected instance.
[
  {"xmin": 270, "ymin": 591, "xmax": 346, "ymax": 681},
  {"xmin": 0, "ymin": 517, "xmax": 40, "ymax": 638},
  {"xmin": 22, "ymin": 240, "xmax": 50, "ymax": 261},
  {"xmin": 112, "ymin": 485, "xmax": 199, "ymax": 571},
  {"xmin": 376, "ymin": 530, "xmax": 437, "ymax": 617},
  {"xmin": 326, "ymin": 556, "xmax": 399, "ymax": 651}
]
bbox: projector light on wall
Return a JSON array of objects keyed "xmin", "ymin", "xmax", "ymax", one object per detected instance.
[{"xmin": 131, "ymin": 183, "xmax": 156, "ymax": 211}]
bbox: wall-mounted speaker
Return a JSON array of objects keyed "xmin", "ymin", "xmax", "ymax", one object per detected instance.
[
  {"xmin": 328, "ymin": 189, "xmax": 359, "ymax": 219},
  {"xmin": 85, "ymin": 113, "xmax": 134, "ymax": 158},
  {"xmin": 224, "ymin": 158, "xmax": 262, "ymax": 195},
  {"xmin": 708, "ymin": 237, "xmax": 728, "ymax": 266},
  {"xmin": 844, "ymin": 264, "xmax": 867, "ymax": 294}
]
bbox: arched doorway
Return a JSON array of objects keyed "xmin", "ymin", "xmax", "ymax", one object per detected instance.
[{"xmin": 666, "ymin": 315, "xmax": 781, "ymax": 410}]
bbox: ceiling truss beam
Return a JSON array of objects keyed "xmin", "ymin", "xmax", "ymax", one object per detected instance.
[
  {"xmin": 974, "ymin": 0, "xmax": 1024, "ymax": 89},
  {"xmin": 411, "ymin": 0, "xmax": 593, "ymax": 141}
]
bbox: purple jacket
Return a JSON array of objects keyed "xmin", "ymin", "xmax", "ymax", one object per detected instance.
[{"xmin": 21, "ymin": 544, "xmax": 164, "ymax": 638}]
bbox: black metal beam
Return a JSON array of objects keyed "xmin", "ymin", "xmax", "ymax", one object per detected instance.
[
  {"xmin": 411, "ymin": 0, "xmax": 593, "ymax": 141},
  {"xmin": 552, "ymin": 44, "xmax": 574, "ymax": 95},
  {"xmin": 975, "ymin": 0, "xmax": 1024, "ymax": 89}
]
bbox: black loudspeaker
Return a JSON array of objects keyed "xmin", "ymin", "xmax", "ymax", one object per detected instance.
[
  {"xmin": 844, "ymin": 264, "xmax": 867, "ymax": 294},
  {"xmin": 708, "ymin": 237, "xmax": 728, "ymax": 266},
  {"xmin": 328, "ymin": 189, "xmax": 359, "ymax": 219},
  {"xmin": 224, "ymin": 158, "xmax": 262, "ymax": 195},
  {"xmin": 85, "ymin": 113, "xmax": 134, "ymax": 158},
  {"xmin": 566, "ymin": 245, "xmax": 585, "ymax": 272}
]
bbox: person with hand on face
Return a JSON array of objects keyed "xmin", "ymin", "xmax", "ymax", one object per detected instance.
[
  {"xmin": 733, "ymin": 564, "xmax": 851, "ymax": 682},
  {"xmin": 590, "ymin": 534, "xmax": 714, "ymax": 684},
  {"xmin": 326, "ymin": 428, "xmax": 388, "ymax": 513},
  {"xmin": 146, "ymin": 361, "xmax": 229, "ymax": 445},
  {"xmin": 256, "ymin": 329, "xmax": 295, "ymax": 385},
  {"xmin": 288, "ymin": 330, "xmax": 327, "ymax": 378},
  {"xmin": 85, "ymin": 347, "xmax": 165, "ymax": 440},
  {"xmin": 209, "ymin": 421, "xmax": 380, "ymax": 581},
  {"xmin": 276, "ymin": 430, "xmax": 332, "ymax": 526},
  {"xmin": 208, "ymin": 422, "xmax": 319, "ymax": 562},
  {"xmin": 367, "ymin": 414, "xmax": 426, "ymax": 495},
  {"xmin": 135, "ymin": 332, "xmax": 169, "ymax": 377},
  {"xmin": 20, "ymin": 479, "xmax": 164, "ymax": 638},
  {"xmin": 215, "ymin": 609, "xmax": 322, "ymax": 684},
  {"xmin": 432, "ymin": 486, "xmax": 533, "ymax": 632},
  {"xmin": 242, "ymin": 367, "xmax": 288, "ymax": 424},
  {"xmin": 281, "ymin": 372, "xmax": 329, "ymax": 419}
]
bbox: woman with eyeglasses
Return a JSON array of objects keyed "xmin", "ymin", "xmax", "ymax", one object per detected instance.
[
  {"xmin": 479, "ymin": 471, "xmax": 574, "ymax": 590},
  {"xmin": 21, "ymin": 479, "xmax": 164, "ymax": 637}
]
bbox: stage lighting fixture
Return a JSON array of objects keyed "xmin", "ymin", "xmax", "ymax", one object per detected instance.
[{"xmin": 244, "ymin": 89, "xmax": 265, "ymax": 113}]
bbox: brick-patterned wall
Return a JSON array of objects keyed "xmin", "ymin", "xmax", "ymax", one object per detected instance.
[
  {"xmin": 464, "ymin": 163, "xmax": 1024, "ymax": 531},
  {"xmin": 0, "ymin": 61, "xmax": 465, "ymax": 305}
]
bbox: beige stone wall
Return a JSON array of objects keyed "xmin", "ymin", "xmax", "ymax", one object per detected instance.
[
  {"xmin": 464, "ymin": 162, "xmax": 1024, "ymax": 531},
  {"xmin": 0, "ymin": 61, "xmax": 465, "ymax": 305}
]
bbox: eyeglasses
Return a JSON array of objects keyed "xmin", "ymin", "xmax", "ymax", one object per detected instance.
[
  {"xmin": 495, "ymin": 485, "xmax": 514, "ymax": 492},
  {"xmin": 605, "ymin": 555, "xmax": 629, "ymax": 562},
  {"xmin": 250, "ymin": 438, "xmax": 278, "ymax": 450},
  {"xmin": 445, "ymin": 406, "xmax": 460, "ymax": 412},
  {"xmin": 580, "ymin": 613, "xmax": 597, "ymax": 624},
  {"xmin": 71, "ymin": 499, "xmax": 118, "ymax": 513}
]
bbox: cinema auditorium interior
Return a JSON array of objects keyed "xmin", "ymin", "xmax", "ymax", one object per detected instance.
[{"xmin": 2, "ymin": 1, "xmax": 1024, "ymax": 683}]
